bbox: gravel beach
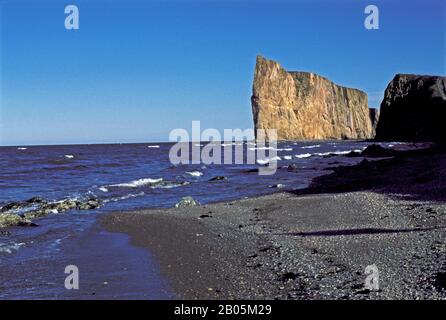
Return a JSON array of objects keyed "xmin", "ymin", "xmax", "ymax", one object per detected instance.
[{"xmin": 102, "ymin": 147, "xmax": 446, "ymax": 300}]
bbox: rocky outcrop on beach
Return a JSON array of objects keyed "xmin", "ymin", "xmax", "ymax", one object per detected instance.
[
  {"xmin": 251, "ymin": 55, "xmax": 375, "ymax": 140},
  {"xmin": 174, "ymin": 196, "xmax": 200, "ymax": 208},
  {"xmin": 375, "ymin": 74, "xmax": 446, "ymax": 142},
  {"xmin": 0, "ymin": 197, "xmax": 102, "ymax": 228}
]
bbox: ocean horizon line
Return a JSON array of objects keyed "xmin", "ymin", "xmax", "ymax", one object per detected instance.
[{"xmin": 0, "ymin": 139, "xmax": 261, "ymax": 148}]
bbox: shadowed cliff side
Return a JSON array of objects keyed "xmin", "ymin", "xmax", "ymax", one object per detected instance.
[
  {"xmin": 251, "ymin": 55, "xmax": 375, "ymax": 141},
  {"xmin": 375, "ymin": 74, "xmax": 446, "ymax": 142}
]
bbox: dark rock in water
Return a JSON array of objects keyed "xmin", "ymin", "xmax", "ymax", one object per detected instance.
[
  {"xmin": 375, "ymin": 74, "xmax": 446, "ymax": 142},
  {"xmin": 1, "ymin": 196, "xmax": 103, "ymax": 228},
  {"xmin": 25, "ymin": 197, "xmax": 46, "ymax": 204},
  {"xmin": 76, "ymin": 198, "xmax": 101, "ymax": 210},
  {"xmin": 55, "ymin": 200, "xmax": 77, "ymax": 211},
  {"xmin": 17, "ymin": 221, "xmax": 39, "ymax": 227},
  {"xmin": 286, "ymin": 164, "xmax": 299, "ymax": 172},
  {"xmin": 345, "ymin": 151, "xmax": 362, "ymax": 157},
  {"xmin": 175, "ymin": 196, "xmax": 200, "ymax": 208},
  {"xmin": 0, "ymin": 213, "xmax": 29, "ymax": 228},
  {"xmin": 0, "ymin": 230, "xmax": 11, "ymax": 236},
  {"xmin": 361, "ymin": 144, "xmax": 395, "ymax": 158},
  {"xmin": 209, "ymin": 176, "xmax": 228, "ymax": 181},
  {"xmin": 0, "ymin": 202, "xmax": 23, "ymax": 213}
]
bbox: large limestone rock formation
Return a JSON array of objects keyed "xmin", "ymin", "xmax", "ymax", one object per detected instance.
[
  {"xmin": 251, "ymin": 55, "xmax": 374, "ymax": 140},
  {"xmin": 375, "ymin": 74, "xmax": 446, "ymax": 142}
]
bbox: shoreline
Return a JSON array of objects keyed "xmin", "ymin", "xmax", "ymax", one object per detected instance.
[{"xmin": 101, "ymin": 146, "xmax": 446, "ymax": 299}]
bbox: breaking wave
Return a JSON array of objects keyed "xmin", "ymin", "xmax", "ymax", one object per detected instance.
[
  {"xmin": 108, "ymin": 178, "xmax": 163, "ymax": 188},
  {"xmin": 256, "ymin": 156, "xmax": 282, "ymax": 165},
  {"xmin": 185, "ymin": 171, "xmax": 203, "ymax": 177},
  {"xmin": 295, "ymin": 153, "xmax": 312, "ymax": 159},
  {"xmin": 0, "ymin": 242, "xmax": 25, "ymax": 254}
]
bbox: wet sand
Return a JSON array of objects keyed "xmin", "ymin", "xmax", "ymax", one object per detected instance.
[{"xmin": 101, "ymin": 146, "xmax": 446, "ymax": 299}]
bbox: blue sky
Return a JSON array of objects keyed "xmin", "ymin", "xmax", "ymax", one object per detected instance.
[{"xmin": 0, "ymin": 0, "xmax": 444, "ymax": 145}]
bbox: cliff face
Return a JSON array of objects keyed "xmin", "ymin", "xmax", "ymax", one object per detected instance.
[
  {"xmin": 251, "ymin": 55, "xmax": 374, "ymax": 140},
  {"xmin": 369, "ymin": 108, "xmax": 380, "ymax": 135},
  {"xmin": 375, "ymin": 74, "xmax": 446, "ymax": 142}
]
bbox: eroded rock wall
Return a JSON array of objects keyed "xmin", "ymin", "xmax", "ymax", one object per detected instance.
[{"xmin": 251, "ymin": 55, "xmax": 374, "ymax": 140}]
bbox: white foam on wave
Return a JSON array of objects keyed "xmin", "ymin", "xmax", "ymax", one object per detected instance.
[
  {"xmin": 295, "ymin": 153, "xmax": 312, "ymax": 159},
  {"xmin": 109, "ymin": 177, "xmax": 163, "ymax": 188},
  {"xmin": 221, "ymin": 142, "xmax": 243, "ymax": 147},
  {"xmin": 17, "ymin": 147, "xmax": 27, "ymax": 150},
  {"xmin": 274, "ymin": 148, "xmax": 293, "ymax": 151},
  {"xmin": 0, "ymin": 242, "xmax": 25, "ymax": 254},
  {"xmin": 64, "ymin": 155, "xmax": 74, "ymax": 159},
  {"xmin": 302, "ymin": 145, "xmax": 320, "ymax": 149},
  {"xmin": 256, "ymin": 156, "xmax": 281, "ymax": 165},
  {"xmin": 315, "ymin": 149, "xmax": 364, "ymax": 157},
  {"xmin": 315, "ymin": 151, "xmax": 335, "ymax": 157},
  {"xmin": 151, "ymin": 182, "xmax": 188, "ymax": 189},
  {"xmin": 147, "ymin": 145, "xmax": 160, "ymax": 148},
  {"xmin": 283, "ymin": 155, "xmax": 293, "ymax": 160},
  {"xmin": 249, "ymin": 147, "xmax": 272, "ymax": 151},
  {"xmin": 249, "ymin": 146, "xmax": 291, "ymax": 151},
  {"xmin": 98, "ymin": 186, "xmax": 109, "ymax": 192},
  {"xmin": 185, "ymin": 171, "xmax": 203, "ymax": 177}
]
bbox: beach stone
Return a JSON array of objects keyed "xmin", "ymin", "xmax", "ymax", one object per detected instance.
[
  {"xmin": 361, "ymin": 144, "xmax": 395, "ymax": 157},
  {"xmin": 175, "ymin": 196, "xmax": 200, "ymax": 208}
]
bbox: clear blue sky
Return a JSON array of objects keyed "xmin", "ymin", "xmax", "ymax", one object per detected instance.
[{"xmin": 0, "ymin": 0, "xmax": 444, "ymax": 146}]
